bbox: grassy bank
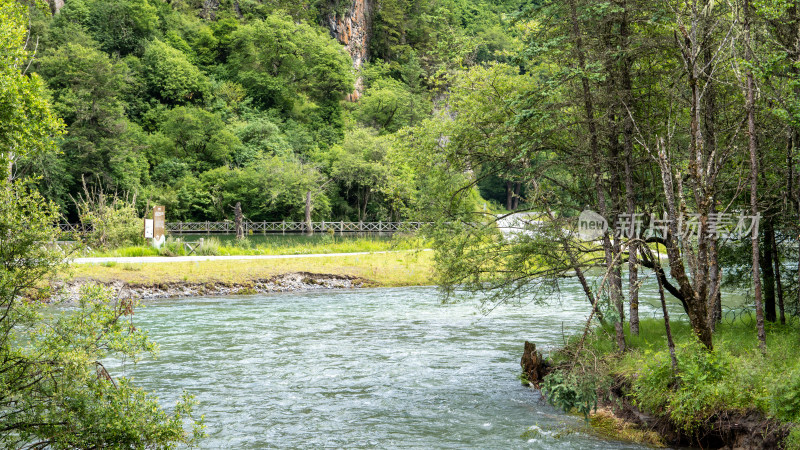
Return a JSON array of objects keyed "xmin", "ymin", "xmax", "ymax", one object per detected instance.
[
  {"xmin": 85, "ymin": 234, "xmax": 425, "ymax": 258},
  {"xmin": 543, "ymin": 318, "xmax": 800, "ymax": 448},
  {"xmin": 65, "ymin": 250, "xmax": 435, "ymax": 288}
]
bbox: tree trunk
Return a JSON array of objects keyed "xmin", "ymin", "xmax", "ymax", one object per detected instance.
[
  {"xmin": 6, "ymin": 153, "xmax": 12, "ymax": 183},
  {"xmin": 650, "ymin": 244, "xmax": 679, "ymax": 374},
  {"xmin": 761, "ymin": 218, "xmax": 776, "ymax": 322},
  {"xmin": 620, "ymin": 3, "xmax": 639, "ymax": 336},
  {"xmin": 512, "ymin": 182, "xmax": 521, "ymax": 210},
  {"xmin": 745, "ymin": 0, "xmax": 767, "ymax": 352},
  {"xmin": 770, "ymin": 226, "xmax": 785, "ymax": 324},
  {"xmin": 655, "ymin": 139, "xmax": 713, "ymax": 349},
  {"xmin": 234, "ymin": 202, "xmax": 244, "ymax": 240},
  {"xmin": 506, "ymin": 181, "xmax": 513, "ymax": 211},
  {"xmin": 568, "ymin": 0, "xmax": 625, "ymax": 352},
  {"xmin": 305, "ymin": 191, "xmax": 313, "ymax": 236}
]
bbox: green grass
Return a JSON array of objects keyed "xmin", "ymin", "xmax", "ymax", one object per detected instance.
[
  {"xmin": 546, "ymin": 317, "xmax": 800, "ymax": 444},
  {"xmin": 65, "ymin": 249, "xmax": 435, "ymax": 287},
  {"xmin": 85, "ymin": 234, "xmax": 427, "ymax": 257}
]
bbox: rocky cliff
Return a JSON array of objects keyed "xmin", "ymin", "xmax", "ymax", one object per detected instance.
[{"xmin": 326, "ymin": 0, "xmax": 373, "ymax": 101}]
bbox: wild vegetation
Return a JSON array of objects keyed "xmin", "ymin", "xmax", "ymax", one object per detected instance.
[
  {"xmin": 15, "ymin": 0, "xmax": 524, "ymax": 226},
  {"xmin": 6, "ymin": 0, "xmax": 800, "ymax": 446},
  {"xmin": 390, "ymin": 0, "xmax": 800, "ymax": 446}
]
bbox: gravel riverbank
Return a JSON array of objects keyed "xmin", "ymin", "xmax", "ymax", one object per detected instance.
[{"xmin": 53, "ymin": 272, "xmax": 367, "ymax": 303}]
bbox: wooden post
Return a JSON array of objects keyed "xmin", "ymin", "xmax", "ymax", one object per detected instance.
[
  {"xmin": 340, "ymin": 220, "xmax": 344, "ymax": 237},
  {"xmin": 234, "ymin": 202, "xmax": 244, "ymax": 240}
]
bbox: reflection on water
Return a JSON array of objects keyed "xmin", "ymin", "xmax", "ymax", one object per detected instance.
[{"xmin": 112, "ymin": 280, "xmax": 688, "ymax": 449}]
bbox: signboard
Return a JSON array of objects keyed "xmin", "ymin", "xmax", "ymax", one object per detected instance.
[
  {"xmin": 143, "ymin": 218, "xmax": 154, "ymax": 238},
  {"xmin": 152, "ymin": 206, "xmax": 165, "ymax": 247}
]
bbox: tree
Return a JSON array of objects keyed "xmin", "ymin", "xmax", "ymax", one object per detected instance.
[
  {"xmin": 225, "ymin": 14, "xmax": 353, "ymax": 119},
  {"xmin": 0, "ymin": 183, "xmax": 203, "ymax": 447},
  {"xmin": 36, "ymin": 42, "xmax": 149, "ymax": 201},
  {"xmin": 153, "ymin": 106, "xmax": 239, "ymax": 172},
  {"xmin": 141, "ymin": 40, "xmax": 209, "ymax": 106},
  {"xmin": 87, "ymin": 0, "xmax": 158, "ymax": 56},
  {"xmin": 324, "ymin": 127, "xmax": 393, "ymax": 221},
  {"xmin": 0, "ymin": 0, "xmax": 62, "ymax": 181},
  {"xmin": 0, "ymin": 3, "xmax": 202, "ymax": 445}
]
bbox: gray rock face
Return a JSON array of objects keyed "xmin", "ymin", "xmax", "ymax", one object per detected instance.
[{"xmin": 326, "ymin": 0, "xmax": 374, "ymax": 101}]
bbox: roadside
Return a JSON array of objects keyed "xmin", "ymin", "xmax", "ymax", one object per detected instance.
[{"xmin": 72, "ymin": 249, "xmax": 430, "ymax": 264}]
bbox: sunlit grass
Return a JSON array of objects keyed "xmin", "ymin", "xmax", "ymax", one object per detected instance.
[
  {"xmin": 86, "ymin": 234, "xmax": 427, "ymax": 257},
  {"xmin": 65, "ymin": 250, "xmax": 435, "ymax": 287},
  {"xmin": 552, "ymin": 316, "xmax": 800, "ymax": 439}
]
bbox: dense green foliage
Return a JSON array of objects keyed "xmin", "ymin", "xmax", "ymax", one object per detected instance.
[
  {"xmin": 1, "ymin": 3, "xmax": 202, "ymax": 445},
  {"xmin": 20, "ymin": 0, "xmax": 523, "ymax": 223},
  {"xmin": 546, "ymin": 319, "xmax": 800, "ymax": 439}
]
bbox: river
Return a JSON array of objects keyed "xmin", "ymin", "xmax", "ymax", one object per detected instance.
[{"xmin": 115, "ymin": 280, "xmax": 692, "ymax": 448}]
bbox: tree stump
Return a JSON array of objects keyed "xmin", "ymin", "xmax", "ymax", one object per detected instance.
[{"xmin": 520, "ymin": 341, "xmax": 549, "ymax": 388}]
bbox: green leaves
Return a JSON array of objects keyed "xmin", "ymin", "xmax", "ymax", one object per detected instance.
[
  {"xmin": 0, "ymin": 1, "xmax": 63, "ymax": 179},
  {"xmin": 226, "ymin": 14, "xmax": 354, "ymax": 113},
  {"xmin": 142, "ymin": 40, "xmax": 209, "ymax": 106},
  {"xmin": 541, "ymin": 371, "xmax": 598, "ymax": 419},
  {"xmin": 87, "ymin": 0, "xmax": 158, "ymax": 56}
]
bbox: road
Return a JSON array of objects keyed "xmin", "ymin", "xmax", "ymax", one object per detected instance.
[{"xmin": 72, "ymin": 250, "xmax": 427, "ymax": 264}]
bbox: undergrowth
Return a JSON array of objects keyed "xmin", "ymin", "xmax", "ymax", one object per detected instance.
[{"xmin": 541, "ymin": 317, "xmax": 800, "ymax": 445}]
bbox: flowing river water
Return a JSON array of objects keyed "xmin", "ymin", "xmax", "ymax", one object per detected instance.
[{"xmin": 114, "ymin": 279, "xmax": 711, "ymax": 449}]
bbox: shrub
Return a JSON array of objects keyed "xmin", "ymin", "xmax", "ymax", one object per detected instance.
[
  {"xmin": 197, "ymin": 237, "xmax": 221, "ymax": 256},
  {"xmin": 74, "ymin": 182, "xmax": 143, "ymax": 249}
]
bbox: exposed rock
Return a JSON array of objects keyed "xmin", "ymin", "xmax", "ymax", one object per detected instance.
[
  {"xmin": 52, "ymin": 272, "xmax": 368, "ymax": 303},
  {"xmin": 326, "ymin": 0, "xmax": 374, "ymax": 101},
  {"xmin": 46, "ymin": 0, "xmax": 65, "ymax": 14}
]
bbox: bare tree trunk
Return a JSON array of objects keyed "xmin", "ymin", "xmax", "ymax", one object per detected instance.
[
  {"xmin": 305, "ymin": 191, "xmax": 313, "ymax": 236},
  {"xmin": 6, "ymin": 153, "xmax": 13, "ymax": 183},
  {"xmin": 512, "ymin": 182, "xmax": 521, "ymax": 210},
  {"xmin": 745, "ymin": 0, "xmax": 767, "ymax": 352},
  {"xmin": 505, "ymin": 181, "xmax": 513, "ymax": 211},
  {"xmin": 234, "ymin": 202, "xmax": 244, "ymax": 240},
  {"xmin": 709, "ymin": 233, "xmax": 722, "ymax": 330},
  {"xmin": 568, "ymin": 0, "xmax": 625, "ymax": 352},
  {"xmin": 620, "ymin": 2, "xmax": 639, "ymax": 336},
  {"xmin": 761, "ymin": 218, "xmax": 776, "ymax": 322},
  {"xmin": 655, "ymin": 138, "xmax": 713, "ymax": 349},
  {"xmin": 649, "ymin": 244, "xmax": 679, "ymax": 374},
  {"xmin": 770, "ymin": 227, "xmax": 786, "ymax": 324}
]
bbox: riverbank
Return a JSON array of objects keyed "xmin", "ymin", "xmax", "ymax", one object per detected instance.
[
  {"xmin": 529, "ymin": 318, "xmax": 800, "ymax": 449},
  {"xmin": 58, "ymin": 250, "xmax": 435, "ymax": 300}
]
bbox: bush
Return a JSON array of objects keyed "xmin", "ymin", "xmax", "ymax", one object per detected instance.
[
  {"xmin": 157, "ymin": 237, "xmax": 187, "ymax": 257},
  {"xmin": 0, "ymin": 182, "xmax": 203, "ymax": 447},
  {"xmin": 541, "ymin": 370, "xmax": 598, "ymax": 418},
  {"xmin": 197, "ymin": 237, "xmax": 221, "ymax": 256},
  {"xmin": 74, "ymin": 182, "xmax": 143, "ymax": 249}
]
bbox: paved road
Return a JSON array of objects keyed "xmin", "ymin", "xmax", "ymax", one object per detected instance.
[{"xmin": 72, "ymin": 250, "xmax": 427, "ymax": 264}]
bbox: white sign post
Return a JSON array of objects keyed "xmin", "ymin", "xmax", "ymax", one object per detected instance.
[{"xmin": 144, "ymin": 218, "xmax": 154, "ymax": 238}]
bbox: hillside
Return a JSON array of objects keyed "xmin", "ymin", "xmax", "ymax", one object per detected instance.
[{"xmin": 22, "ymin": 0, "xmax": 524, "ymax": 222}]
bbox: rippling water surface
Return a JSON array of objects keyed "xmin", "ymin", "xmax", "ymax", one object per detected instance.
[{"xmin": 115, "ymin": 282, "xmax": 674, "ymax": 449}]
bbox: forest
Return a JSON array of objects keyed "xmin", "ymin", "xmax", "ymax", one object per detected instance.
[
  {"xmin": 15, "ymin": 0, "xmax": 524, "ymax": 223},
  {"xmin": 6, "ymin": 0, "xmax": 800, "ymax": 446}
]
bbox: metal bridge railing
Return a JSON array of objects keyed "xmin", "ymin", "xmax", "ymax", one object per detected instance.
[{"xmin": 57, "ymin": 221, "xmax": 429, "ymax": 235}]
